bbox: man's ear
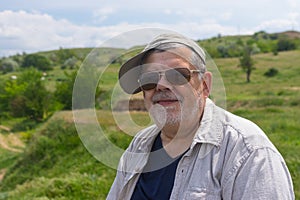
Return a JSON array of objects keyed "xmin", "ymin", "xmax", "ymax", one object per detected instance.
[{"xmin": 202, "ymin": 72, "xmax": 212, "ymax": 98}]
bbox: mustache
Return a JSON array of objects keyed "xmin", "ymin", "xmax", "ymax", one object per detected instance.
[{"xmin": 152, "ymin": 91, "xmax": 182, "ymax": 103}]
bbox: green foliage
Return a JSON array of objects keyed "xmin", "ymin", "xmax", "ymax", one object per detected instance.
[
  {"xmin": 8, "ymin": 173, "xmax": 112, "ymax": 200},
  {"xmin": 56, "ymin": 48, "xmax": 77, "ymax": 65},
  {"xmin": 54, "ymin": 70, "xmax": 77, "ymax": 110},
  {"xmin": 0, "ymin": 119, "xmax": 80, "ymax": 190},
  {"xmin": 11, "ymin": 119, "xmax": 39, "ymax": 132},
  {"xmin": 72, "ymin": 66, "xmax": 102, "ymax": 110},
  {"xmin": 277, "ymin": 38, "xmax": 297, "ymax": 51},
  {"xmin": 199, "ymin": 31, "xmax": 300, "ymax": 58},
  {"xmin": 0, "ymin": 34, "xmax": 300, "ymax": 199},
  {"xmin": 0, "ymin": 79, "xmax": 8, "ymax": 116},
  {"xmin": 264, "ymin": 68, "xmax": 279, "ymax": 77},
  {"xmin": 238, "ymin": 45, "xmax": 255, "ymax": 82},
  {"xmin": 0, "ymin": 113, "xmax": 121, "ymax": 199},
  {"xmin": 22, "ymin": 54, "xmax": 52, "ymax": 71},
  {"xmin": 1, "ymin": 68, "xmax": 56, "ymax": 122},
  {"xmin": 61, "ymin": 56, "xmax": 79, "ymax": 69},
  {"xmin": 0, "ymin": 58, "xmax": 19, "ymax": 73}
]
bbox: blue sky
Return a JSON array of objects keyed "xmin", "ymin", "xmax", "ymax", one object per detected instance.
[{"xmin": 0, "ymin": 0, "xmax": 299, "ymax": 56}]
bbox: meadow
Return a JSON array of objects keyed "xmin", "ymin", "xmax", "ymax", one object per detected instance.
[{"xmin": 0, "ymin": 47, "xmax": 299, "ymax": 199}]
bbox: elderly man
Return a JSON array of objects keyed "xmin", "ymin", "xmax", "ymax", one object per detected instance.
[{"xmin": 107, "ymin": 33, "xmax": 294, "ymax": 199}]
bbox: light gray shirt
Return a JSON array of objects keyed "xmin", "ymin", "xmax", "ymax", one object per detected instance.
[{"xmin": 107, "ymin": 99, "xmax": 295, "ymax": 200}]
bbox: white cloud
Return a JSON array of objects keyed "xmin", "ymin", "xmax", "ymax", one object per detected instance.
[
  {"xmin": 0, "ymin": 8, "xmax": 299, "ymax": 57},
  {"xmin": 287, "ymin": 0, "xmax": 299, "ymax": 8},
  {"xmin": 0, "ymin": 10, "xmax": 240, "ymax": 57},
  {"xmin": 288, "ymin": 12, "xmax": 299, "ymax": 20},
  {"xmin": 93, "ymin": 6, "xmax": 116, "ymax": 23},
  {"xmin": 163, "ymin": 9, "xmax": 172, "ymax": 15},
  {"xmin": 0, "ymin": 10, "xmax": 110, "ymax": 56},
  {"xmin": 256, "ymin": 19, "xmax": 299, "ymax": 32},
  {"xmin": 219, "ymin": 12, "xmax": 232, "ymax": 21}
]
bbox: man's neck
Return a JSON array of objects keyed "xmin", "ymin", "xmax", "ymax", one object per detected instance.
[{"xmin": 160, "ymin": 122, "xmax": 199, "ymax": 158}]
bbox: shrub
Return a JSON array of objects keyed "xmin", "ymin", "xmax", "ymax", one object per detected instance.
[
  {"xmin": 0, "ymin": 119, "xmax": 79, "ymax": 190},
  {"xmin": 0, "ymin": 58, "xmax": 19, "ymax": 73},
  {"xmin": 277, "ymin": 38, "xmax": 296, "ymax": 51},
  {"xmin": 2, "ymin": 68, "xmax": 56, "ymax": 121},
  {"xmin": 264, "ymin": 68, "xmax": 279, "ymax": 77},
  {"xmin": 22, "ymin": 54, "xmax": 52, "ymax": 71},
  {"xmin": 61, "ymin": 56, "xmax": 78, "ymax": 69}
]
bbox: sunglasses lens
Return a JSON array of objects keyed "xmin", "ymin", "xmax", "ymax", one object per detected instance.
[
  {"xmin": 166, "ymin": 68, "xmax": 191, "ymax": 85},
  {"xmin": 139, "ymin": 68, "xmax": 192, "ymax": 91},
  {"xmin": 139, "ymin": 72, "xmax": 159, "ymax": 90}
]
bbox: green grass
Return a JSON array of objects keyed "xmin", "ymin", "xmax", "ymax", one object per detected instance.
[
  {"xmin": 0, "ymin": 111, "xmax": 151, "ymax": 199},
  {"xmin": 0, "ymin": 149, "xmax": 19, "ymax": 170},
  {"xmin": 215, "ymin": 50, "xmax": 300, "ymax": 198},
  {"xmin": 0, "ymin": 112, "xmax": 122, "ymax": 199}
]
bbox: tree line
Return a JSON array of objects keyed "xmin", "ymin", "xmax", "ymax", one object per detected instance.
[
  {"xmin": 0, "ymin": 48, "xmax": 84, "ymax": 126},
  {"xmin": 0, "ymin": 31, "xmax": 299, "ymax": 127},
  {"xmin": 199, "ymin": 31, "xmax": 300, "ymax": 58}
]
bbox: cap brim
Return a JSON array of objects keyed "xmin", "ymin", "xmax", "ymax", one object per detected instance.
[{"xmin": 119, "ymin": 52, "xmax": 147, "ymax": 94}]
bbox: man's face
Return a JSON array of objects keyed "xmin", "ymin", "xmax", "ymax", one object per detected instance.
[{"xmin": 141, "ymin": 49, "xmax": 209, "ymax": 130}]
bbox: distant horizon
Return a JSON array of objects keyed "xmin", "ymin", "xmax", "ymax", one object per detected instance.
[
  {"xmin": 1, "ymin": 29, "xmax": 299, "ymax": 59},
  {"xmin": 1, "ymin": 1, "xmax": 299, "ymax": 57}
]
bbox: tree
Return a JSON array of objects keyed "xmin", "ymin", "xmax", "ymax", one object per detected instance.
[
  {"xmin": 0, "ymin": 58, "xmax": 19, "ymax": 73},
  {"xmin": 277, "ymin": 38, "xmax": 296, "ymax": 51},
  {"xmin": 3, "ymin": 68, "xmax": 55, "ymax": 121},
  {"xmin": 22, "ymin": 54, "xmax": 52, "ymax": 71},
  {"xmin": 56, "ymin": 47, "xmax": 77, "ymax": 64},
  {"xmin": 61, "ymin": 56, "xmax": 79, "ymax": 69},
  {"xmin": 54, "ymin": 70, "xmax": 77, "ymax": 110},
  {"xmin": 239, "ymin": 45, "xmax": 255, "ymax": 82}
]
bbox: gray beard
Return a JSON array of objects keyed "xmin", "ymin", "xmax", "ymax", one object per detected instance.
[{"xmin": 149, "ymin": 97, "xmax": 202, "ymax": 129}]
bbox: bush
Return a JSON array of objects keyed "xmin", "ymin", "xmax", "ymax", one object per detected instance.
[
  {"xmin": 0, "ymin": 119, "xmax": 79, "ymax": 190},
  {"xmin": 61, "ymin": 56, "xmax": 78, "ymax": 69},
  {"xmin": 264, "ymin": 68, "xmax": 279, "ymax": 77},
  {"xmin": 0, "ymin": 58, "xmax": 19, "ymax": 73},
  {"xmin": 2, "ymin": 68, "xmax": 56, "ymax": 121},
  {"xmin": 54, "ymin": 71, "xmax": 77, "ymax": 110},
  {"xmin": 277, "ymin": 38, "xmax": 296, "ymax": 51},
  {"xmin": 11, "ymin": 119, "xmax": 38, "ymax": 132},
  {"xmin": 22, "ymin": 54, "xmax": 52, "ymax": 71}
]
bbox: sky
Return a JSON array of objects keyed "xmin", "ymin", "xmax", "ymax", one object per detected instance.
[{"xmin": 0, "ymin": 0, "xmax": 299, "ymax": 57}]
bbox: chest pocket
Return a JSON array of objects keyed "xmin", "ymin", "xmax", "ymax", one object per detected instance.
[{"xmin": 184, "ymin": 187, "xmax": 221, "ymax": 200}]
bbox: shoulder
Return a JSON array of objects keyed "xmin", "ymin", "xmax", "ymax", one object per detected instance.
[
  {"xmin": 222, "ymin": 110, "xmax": 276, "ymax": 152},
  {"xmin": 117, "ymin": 125, "xmax": 160, "ymax": 174},
  {"xmin": 127, "ymin": 124, "xmax": 160, "ymax": 152},
  {"xmin": 204, "ymin": 99, "xmax": 277, "ymax": 152}
]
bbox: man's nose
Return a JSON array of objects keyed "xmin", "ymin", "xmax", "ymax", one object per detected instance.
[{"xmin": 156, "ymin": 74, "xmax": 171, "ymax": 91}]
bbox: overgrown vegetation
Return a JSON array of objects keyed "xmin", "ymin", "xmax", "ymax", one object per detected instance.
[
  {"xmin": 0, "ymin": 30, "xmax": 299, "ymax": 199},
  {"xmin": 238, "ymin": 45, "xmax": 255, "ymax": 82},
  {"xmin": 198, "ymin": 30, "xmax": 300, "ymax": 58}
]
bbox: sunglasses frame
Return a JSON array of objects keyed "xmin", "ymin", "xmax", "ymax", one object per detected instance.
[{"xmin": 137, "ymin": 67, "xmax": 202, "ymax": 91}]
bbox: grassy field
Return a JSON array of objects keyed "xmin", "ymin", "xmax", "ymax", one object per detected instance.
[
  {"xmin": 217, "ymin": 50, "xmax": 300, "ymax": 198},
  {"xmin": 0, "ymin": 49, "xmax": 299, "ymax": 199}
]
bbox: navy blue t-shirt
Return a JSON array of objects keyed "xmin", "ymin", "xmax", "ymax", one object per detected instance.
[{"xmin": 131, "ymin": 133, "xmax": 186, "ymax": 200}]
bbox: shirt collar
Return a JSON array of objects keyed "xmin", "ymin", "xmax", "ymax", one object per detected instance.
[
  {"xmin": 134, "ymin": 98, "xmax": 224, "ymax": 153},
  {"xmin": 192, "ymin": 98, "xmax": 224, "ymax": 148}
]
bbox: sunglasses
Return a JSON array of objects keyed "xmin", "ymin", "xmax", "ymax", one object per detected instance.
[{"xmin": 138, "ymin": 67, "xmax": 202, "ymax": 91}]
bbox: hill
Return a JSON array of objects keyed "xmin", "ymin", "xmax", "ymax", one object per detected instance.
[
  {"xmin": 281, "ymin": 30, "xmax": 300, "ymax": 39},
  {"xmin": 0, "ymin": 110, "xmax": 150, "ymax": 199},
  {"xmin": 0, "ymin": 31, "xmax": 299, "ymax": 199}
]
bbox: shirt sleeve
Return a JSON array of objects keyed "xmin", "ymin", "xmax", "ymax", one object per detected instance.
[
  {"xmin": 106, "ymin": 169, "xmax": 125, "ymax": 200},
  {"xmin": 225, "ymin": 147, "xmax": 295, "ymax": 200}
]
